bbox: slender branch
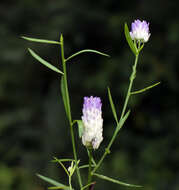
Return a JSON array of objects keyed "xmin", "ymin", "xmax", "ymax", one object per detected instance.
[
  {"xmin": 87, "ymin": 148, "xmax": 93, "ymax": 186},
  {"xmin": 120, "ymin": 53, "xmax": 139, "ymax": 120},
  {"xmin": 60, "ymin": 34, "xmax": 83, "ymax": 188},
  {"xmin": 92, "ymin": 53, "xmax": 139, "ymax": 173}
]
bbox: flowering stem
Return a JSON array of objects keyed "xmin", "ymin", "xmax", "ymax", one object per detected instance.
[
  {"xmin": 120, "ymin": 53, "xmax": 139, "ymax": 120},
  {"xmin": 60, "ymin": 34, "xmax": 83, "ymax": 189},
  {"xmin": 92, "ymin": 52, "xmax": 139, "ymax": 173},
  {"xmin": 87, "ymin": 148, "xmax": 93, "ymax": 186}
]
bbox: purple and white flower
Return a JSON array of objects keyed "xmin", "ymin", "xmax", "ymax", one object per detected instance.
[
  {"xmin": 81, "ymin": 96, "xmax": 103, "ymax": 149},
  {"xmin": 130, "ymin": 19, "xmax": 150, "ymax": 42}
]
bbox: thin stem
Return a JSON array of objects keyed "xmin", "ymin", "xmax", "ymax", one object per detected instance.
[
  {"xmin": 87, "ymin": 148, "xmax": 92, "ymax": 186},
  {"xmin": 60, "ymin": 34, "xmax": 83, "ymax": 189},
  {"xmin": 120, "ymin": 53, "xmax": 139, "ymax": 120},
  {"xmin": 69, "ymin": 176, "xmax": 72, "ymax": 190},
  {"xmin": 92, "ymin": 53, "xmax": 139, "ymax": 173},
  {"xmin": 60, "ymin": 35, "xmax": 72, "ymax": 124}
]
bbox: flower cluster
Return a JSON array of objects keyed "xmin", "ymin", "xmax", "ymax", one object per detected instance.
[
  {"xmin": 130, "ymin": 19, "xmax": 150, "ymax": 42},
  {"xmin": 81, "ymin": 96, "xmax": 103, "ymax": 149}
]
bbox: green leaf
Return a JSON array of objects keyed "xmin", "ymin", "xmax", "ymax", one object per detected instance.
[
  {"xmin": 81, "ymin": 182, "xmax": 96, "ymax": 190},
  {"xmin": 131, "ymin": 82, "xmax": 161, "ymax": 95},
  {"xmin": 124, "ymin": 23, "xmax": 138, "ymax": 55},
  {"xmin": 52, "ymin": 157, "xmax": 74, "ymax": 163},
  {"xmin": 60, "ymin": 76, "xmax": 72, "ymax": 122},
  {"xmin": 48, "ymin": 187, "xmax": 66, "ymax": 190},
  {"xmin": 65, "ymin": 49, "xmax": 110, "ymax": 62},
  {"xmin": 79, "ymin": 164, "xmax": 95, "ymax": 169},
  {"xmin": 60, "ymin": 77, "xmax": 70, "ymax": 120},
  {"xmin": 107, "ymin": 87, "xmax": 118, "ymax": 124},
  {"xmin": 53, "ymin": 158, "xmax": 69, "ymax": 176},
  {"xmin": 93, "ymin": 173, "xmax": 142, "ymax": 188},
  {"xmin": 36, "ymin": 174, "xmax": 71, "ymax": 190},
  {"xmin": 28, "ymin": 48, "xmax": 63, "ymax": 75},
  {"xmin": 117, "ymin": 110, "xmax": 130, "ymax": 133},
  {"xmin": 22, "ymin": 36, "xmax": 60, "ymax": 44},
  {"xmin": 76, "ymin": 120, "xmax": 84, "ymax": 138}
]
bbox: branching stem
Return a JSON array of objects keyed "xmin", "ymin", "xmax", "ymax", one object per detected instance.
[
  {"xmin": 60, "ymin": 34, "xmax": 83, "ymax": 189},
  {"xmin": 93, "ymin": 53, "xmax": 139, "ymax": 173}
]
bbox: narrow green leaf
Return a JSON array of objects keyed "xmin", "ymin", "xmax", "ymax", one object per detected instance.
[
  {"xmin": 93, "ymin": 173, "xmax": 142, "ymax": 188},
  {"xmin": 81, "ymin": 182, "xmax": 96, "ymax": 190},
  {"xmin": 76, "ymin": 120, "xmax": 84, "ymax": 138},
  {"xmin": 61, "ymin": 77, "xmax": 70, "ymax": 120},
  {"xmin": 28, "ymin": 48, "xmax": 63, "ymax": 75},
  {"xmin": 117, "ymin": 110, "xmax": 130, "ymax": 133},
  {"xmin": 107, "ymin": 87, "xmax": 118, "ymax": 124},
  {"xmin": 48, "ymin": 187, "xmax": 66, "ymax": 190},
  {"xmin": 124, "ymin": 23, "xmax": 138, "ymax": 55},
  {"xmin": 91, "ymin": 156, "xmax": 96, "ymax": 166},
  {"xmin": 72, "ymin": 120, "xmax": 85, "ymax": 138},
  {"xmin": 52, "ymin": 157, "xmax": 74, "ymax": 163},
  {"xmin": 36, "ymin": 174, "xmax": 71, "ymax": 190},
  {"xmin": 131, "ymin": 82, "xmax": 161, "ymax": 95},
  {"xmin": 22, "ymin": 36, "xmax": 60, "ymax": 44},
  {"xmin": 53, "ymin": 158, "xmax": 69, "ymax": 176},
  {"xmin": 79, "ymin": 164, "xmax": 95, "ymax": 169},
  {"xmin": 60, "ymin": 76, "xmax": 71, "ymax": 122},
  {"xmin": 66, "ymin": 49, "xmax": 110, "ymax": 62}
]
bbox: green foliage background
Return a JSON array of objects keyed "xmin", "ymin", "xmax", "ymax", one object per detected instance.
[{"xmin": 0, "ymin": 0, "xmax": 178, "ymax": 190}]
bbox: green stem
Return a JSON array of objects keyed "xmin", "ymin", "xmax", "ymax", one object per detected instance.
[
  {"xmin": 69, "ymin": 176, "xmax": 72, "ymax": 190},
  {"xmin": 60, "ymin": 35, "xmax": 72, "ymax": 124},
  {"xmin": 87, "ymin": 148, "xmax": 92, "ymax": 186},
  {"xmin": 92, "ymin": 53, "xmax": 139, "ymax": 173},
  {"xmin": 60, "ymin": 34, "xmax": 83, "ymax": 189},
  {"xmin": 120, "ymin": 53, "xmax": 139, "ymax": 120}
]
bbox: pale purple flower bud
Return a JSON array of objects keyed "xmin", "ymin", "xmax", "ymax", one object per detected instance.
[
  {"xmin": 130, "ymin": 19, "xmax": 150, "ymax": 42},
  {"xmin": 81, "ymin": 96, "xmax": 103, "ymax": 149}
]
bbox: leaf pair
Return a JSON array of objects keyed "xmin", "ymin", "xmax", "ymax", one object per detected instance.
[
  {"xmin": 23, "ymin": 36, "xmax": 109, "ymax": 76},
  {"xmin": 22, "ymin": 36, "xmax": 64, "ymax": 75}
]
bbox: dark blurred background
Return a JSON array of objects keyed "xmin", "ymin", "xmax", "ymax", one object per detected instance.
[{"xmin": 0, "ymin": 0, "xmax": 178, "ymax": 190}]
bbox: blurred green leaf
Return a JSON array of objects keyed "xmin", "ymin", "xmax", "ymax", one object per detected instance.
[
  {"xmin": 131, "ymin": 82, "xmax": 161, "ymax": 95},
  {"xmin": 107, "ymin": 87, "xmax": 118, "ymax": 124},
  {"xmin": 81, "ymin": 182, "xmax": 96, "ymax": 190},
  {"xmin": 117, "ymin": 110, "xmax": 130, "ymax": 133},
  {"xmin": 52, "ymin": 157, "xmax": 74, "ymax": 163},
  {"xmin": 66, "ymin": 49, "xmax": 110, "ymax": 62},
  {"xmin": 28, "ymin": 48, "xmax": 63, "ymax": 75},
  {"xmin": 79, "ymin": 164, "xmax": 95, "ymax": 169},
  {"xmin": 36, "ymin": 174, "xmax": 71, "ymax": 190},
  {"xmin": 61, "ymin": 77, "xmax": 70, "ymax": 121},
  {"xmin": 93, "ymin": 173, "xmax": 142, "ymax": 188},
  {"xmin": 124, "ymin": 23, "xmax": 138, "ymax": 55},
  {"xmin": 73, "ymin": 120, "xmax": 84, "ymax": 138},
  {"xmin": 48, "ymin": 187, "xmax": 68, "ymax": 189},
  {"xmin": 22, "ymin": 36, "xmax": 60, "ymax": 44}
]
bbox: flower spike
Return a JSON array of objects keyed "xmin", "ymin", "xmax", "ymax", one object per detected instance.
[
  {"xmin": 130, "ymin": 19, "xmax": 150, "ymax": 42},
  {"xmin": 81, "ymin": 96, "xmax": 103, "ymax": 149}
]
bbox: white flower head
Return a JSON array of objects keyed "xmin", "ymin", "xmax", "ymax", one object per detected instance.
[
  {"xmin": 130, "ymin": 19, "xmax": 150, "ymax": 42},
  {"xmin": 81, "ymin": 96, "xmax": 103, "ymax": 149}
]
